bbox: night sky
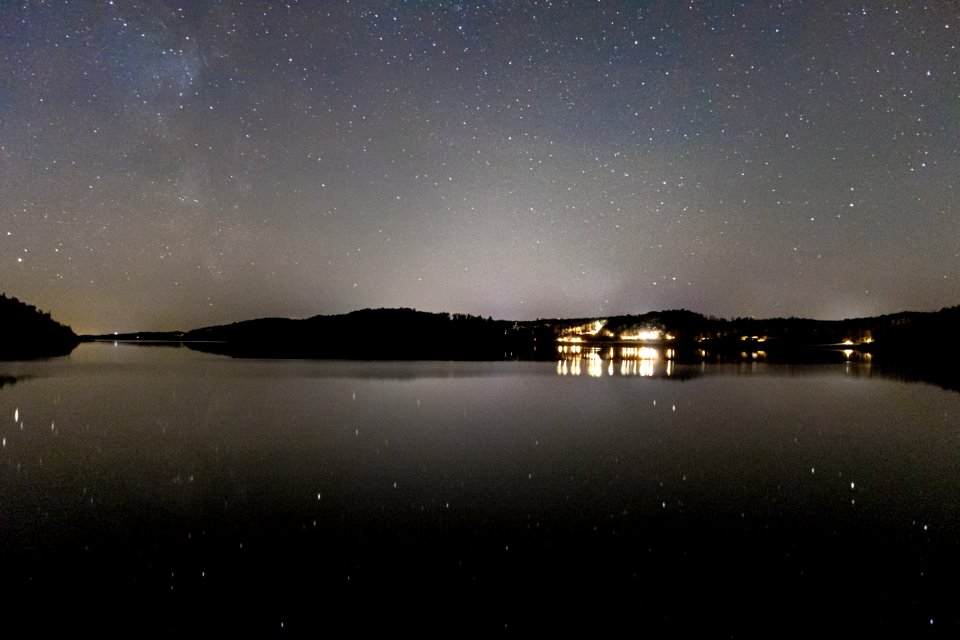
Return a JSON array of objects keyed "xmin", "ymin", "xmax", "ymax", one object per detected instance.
[{"xmin": 2, "ymin": 1, "xmax": 958, "ymax": 334}]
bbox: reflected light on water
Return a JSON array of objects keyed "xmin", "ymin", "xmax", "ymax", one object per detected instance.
[
  {"xmin": 557, "ymin": 344, "xmax": 583, "ymax": 355},
  {"xmin": 619, "ymin": 358, "xmax": 656, "ymax": 377},
  {"xmin": 558, "ymin": 345, "xmax": 674, "ymax": 377},
  {"xmin": 620, "ymin": 346, "xmax": 660, "ymax": 360},
  {"xmin": 587, "ymin": 352, "xmax": 604, "ymax": 377},
  {"xmin": 1, "ymin": 340, "xmax": 956, "ymax": 633},
  {"xmin": 571, "ymin": 359, "xmax": 581, "ymax": 376}
]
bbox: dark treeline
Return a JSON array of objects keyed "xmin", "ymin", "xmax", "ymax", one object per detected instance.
[
  {"xmin": 0, "ymin": 294, "xmax": 78, "ymax": 359},
  {"xmin": 551, "ymin": 306, "xmax": 959, "ymax": 350},
  {"xmin": 180, "ymin": 305, "xmax": 960, "ymax": 363},
  {"xmin": 10, "ymin": 296, "xmax": 958, "ymax": 366},
  {"xmin": 184, "ymin": 308, "xmax": 547, "ymax": 360}
]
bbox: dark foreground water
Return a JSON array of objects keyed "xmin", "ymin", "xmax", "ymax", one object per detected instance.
[{"xmin": 1, "ymin": 343, "xmax": 958, "ymax": 633}]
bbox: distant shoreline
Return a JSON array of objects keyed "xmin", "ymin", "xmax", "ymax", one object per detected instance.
[
  {"xmin": 79, "ymin": 304, "xmax": 958, "ymax": 363},
  {"xmin": 5, "ymin": 299, "xmax": 958, "ymax": 365}
]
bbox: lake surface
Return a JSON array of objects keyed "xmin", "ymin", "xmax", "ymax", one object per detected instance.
[{"xmin": 1, "ymin": 343, "xmax": 958, "ymax": 633}]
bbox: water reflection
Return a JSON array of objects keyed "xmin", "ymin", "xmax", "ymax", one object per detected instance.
[
  {"xmin": 1, "ymin": 342, "xmax": 960, "ymax": 633},
  {"xmin": 557, "ymin": 345, "xmax": 674, "ymax": 377},
  {"xmin": 554, "ymin": 345, "xmax": 892, "ymax": 384}
]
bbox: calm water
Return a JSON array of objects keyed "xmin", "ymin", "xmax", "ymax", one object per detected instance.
[{"xmin": 1, "ymin": 343, "xmax": 958, "ymax": 633}]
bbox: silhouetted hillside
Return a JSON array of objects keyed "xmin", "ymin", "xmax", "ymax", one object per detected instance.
[
  {"xmin": 181, "ymin": 305, "xmax": 960, "ymax": 366},
  {"xmin": 0, "ymin": 294, "xmax": 79, "ymax": 359},
  {"xmin": 185, "ymin": 308, "xmax": 536, "ymax": 360}
]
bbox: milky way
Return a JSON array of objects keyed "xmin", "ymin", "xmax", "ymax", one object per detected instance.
[{"xmin": 2, "ymin": 1, "xmax": 957, "ymax": 333}]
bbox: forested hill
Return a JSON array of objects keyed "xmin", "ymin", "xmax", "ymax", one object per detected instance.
[
  {"xmin": 180, "ymin": 304, "xmax": 960, "ymax": 361},
  {"xmin": 184, "ymin": 308, "xmax": 532, "ymax": 360},
  {"xmin": 0, "ymin": 294, "xmax": 79, "ymax": 359}
]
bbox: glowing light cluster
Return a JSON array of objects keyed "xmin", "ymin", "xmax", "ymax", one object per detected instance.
[
  {"xmin": 559, "ymin": 320, "xmax": 607, "ymax": 342},
  {"xmin": 620, "ymin": 329, "xmax": 662, "ymax": 342}
]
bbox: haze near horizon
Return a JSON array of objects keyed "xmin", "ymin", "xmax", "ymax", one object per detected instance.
[{"xmin": 2, "ymin": 2, "xmax": 957, "ymax": 334}]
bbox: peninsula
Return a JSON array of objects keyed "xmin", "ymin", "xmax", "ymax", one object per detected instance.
[{"xmin": 0, "ymin": 294, "xmax": 79, "ymax": 360}]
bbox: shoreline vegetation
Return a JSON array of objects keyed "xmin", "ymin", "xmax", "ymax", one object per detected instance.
[
  {"xmin": 84, "ymin": 305, "xmax": 959, "ymax": 358},
  {"xmin": 0, "ymin": 294, "xmax": 79, "ymax": 360},
  {"xmin": 88, "ymin": 304, "xmax": 958, "ymax": 364},
  {"xmin": 3, "ymin": 293, "xmax": 958, "ymax": 377}
]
